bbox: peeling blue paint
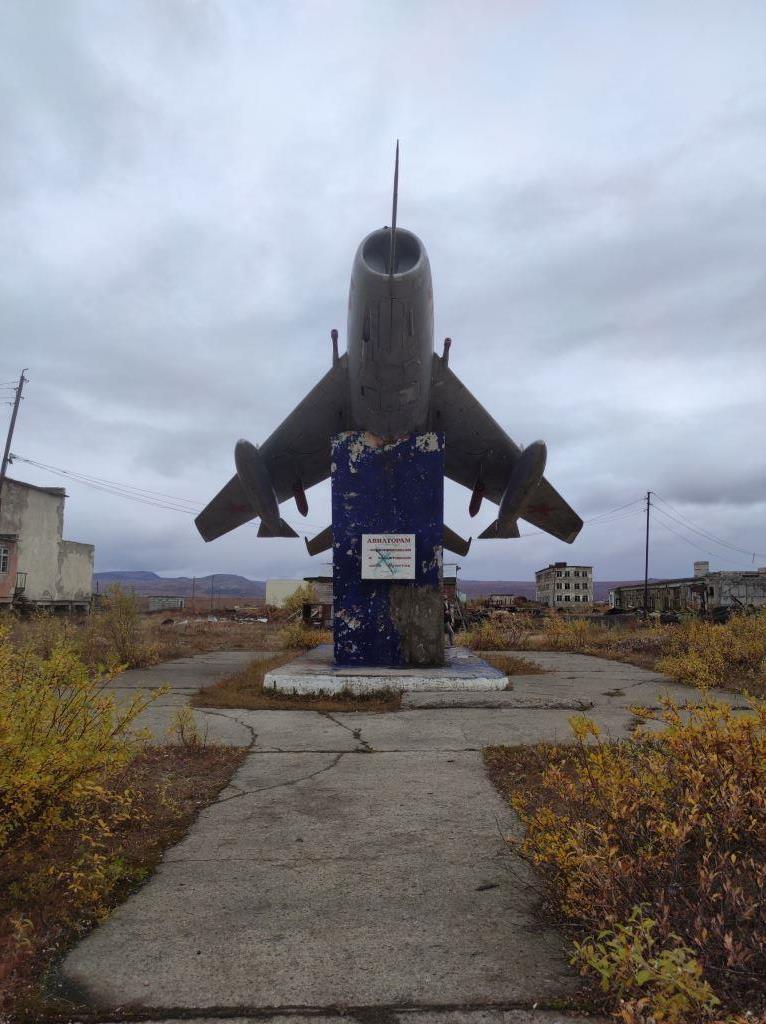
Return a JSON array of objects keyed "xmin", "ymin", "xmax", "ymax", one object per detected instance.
[{"xmin": 332, "ymin": 431, "xmax": 444, "ymax": 666}]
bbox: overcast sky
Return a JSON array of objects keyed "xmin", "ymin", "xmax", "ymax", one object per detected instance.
[{"xmin": 2, "ymin": 0, "xmax": 765, "ymax": 583}]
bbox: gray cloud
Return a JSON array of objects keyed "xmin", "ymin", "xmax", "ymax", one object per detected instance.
[{"xmin": 2, "ymin": 0, "xmax": 765, "ymax": 582}]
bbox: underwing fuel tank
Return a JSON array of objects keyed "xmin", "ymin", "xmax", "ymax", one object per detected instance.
[
  {"xmin": 234, "ymin": 439, "xmax": 297, "ymax": 538},
  {"xmin": 478, "ymin": 440, "xmax": 547, "ymax": 539}
]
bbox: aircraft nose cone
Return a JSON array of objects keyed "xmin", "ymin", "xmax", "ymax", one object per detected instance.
[
  {"xmin": 526, "ymin": 440, "xmax": 547, "ymax": 464},
  {"xmin": 235, "ymin": 439, "xmax": 257, "ymax": 461}
]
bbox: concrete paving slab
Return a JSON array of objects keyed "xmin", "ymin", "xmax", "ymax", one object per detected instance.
[
  {"xmin": 106, "ymin": 651, "xmax": 278, "ymax": 745},
  {"xmin": 482, "ymin": 651, "xmax": 744, "ymax": 710},
  {"xmin": 110, "ymin": 1014, "xmax": 604, "ymax": 1024},
  {"xmin": 396, "ymin": 1013, "xmax": 606, "ymax": 1024},
  {"xmin": 114, "ymin": 1014, "xmax": 604, "ymax": 1024},
  {"xmin": 265, "ymin": 644, "xmax": 507, "ymax": 694},
  {"xmin": 403, "ymin": 690, "xmax": 593, "ymax": 710},
  {"xmin": 58, "ymin": 646, "xmax": 728, "ymax": 1017},
  {"xmin": 111, "ymin": 651, "xmax": 277, "ymax": 691},
  {"xmin": 59, "ymin": 748, "xmax": 576, "ymax": 1010}
]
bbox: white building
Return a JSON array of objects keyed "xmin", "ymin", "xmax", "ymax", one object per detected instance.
[
  {"xmin": 265, "ymin": 578, "xmax": 306, "ymax": 608},
  {"xmin": 535, "ymin": 561, "xmax": 594, "ymax": 607},
  {"xmin": 0, "ymin": 478, "xmax": 94, "ymax": 611}
]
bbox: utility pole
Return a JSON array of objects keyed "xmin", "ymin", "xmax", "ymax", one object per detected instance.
[
  {"xmin": 0, "ymin": 369, "xmax": 28, "ymax": 516},
  {"xmin": 643, "ymin": 490, "xmax": 651, "ymax": 619}
]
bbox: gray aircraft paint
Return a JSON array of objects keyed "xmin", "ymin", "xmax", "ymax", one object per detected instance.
[
  {"xmin": 196, "ymin": 153, "xmax": 583, "ymax": 550},
  {"xmin": 478, "ymin": 440, "xmax": 547, "ymax": 539},
  {"xmin": 347, "ymin": 226, "xmax": 434, "ymax": 439}
]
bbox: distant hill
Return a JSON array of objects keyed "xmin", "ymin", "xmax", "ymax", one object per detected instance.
[
  {"xmin": 96, "ymin": 571, "xmax": 625, "ymax": 603},
  {"xmin": 95, "ymin": 572, "xmax": 266, "ymax": 599}
]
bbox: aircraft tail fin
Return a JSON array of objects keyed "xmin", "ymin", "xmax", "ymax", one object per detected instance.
[
  {"xmin": 305, "ymin": 524, "xmax": 333, "ymax": 556},
  {"xmin": 478, "ymin": 518, "xmax": 521, "ymax": 540},
  {"xmin": 257, "ymin": 518, "xmax": 299, "ymax": 538},
  {"xmin": 444, "ymin": 524, "xmax": 472, "ymax": 556},
  {"xmin": 389, "ymin": 139, "xmax": 399, "ymax": 276}
]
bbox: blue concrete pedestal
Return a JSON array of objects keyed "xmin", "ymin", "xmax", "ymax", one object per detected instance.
[{"xmin": 332, "ymin": 431, "xmax": 444, "ymax": 667}]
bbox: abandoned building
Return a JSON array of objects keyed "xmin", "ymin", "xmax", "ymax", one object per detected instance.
[
  {"xmin": 535, "ymin": 562, "xmax": 594, "ymax": 607},
  {"xmin": 146, "ymin": 595, "xmax": 186, "ymax": 613},
  {"xmin": 609, "ymin": 561, "xmax": 766, "ymax": 613},
  {"xmin": 0, "ymin": 477, "xmax": 94, "ymax": 612}
]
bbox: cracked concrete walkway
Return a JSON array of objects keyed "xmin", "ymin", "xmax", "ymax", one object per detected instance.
[{"xmin": 56, "ymin": 649, "xmax": 725, "ymax": 1022}]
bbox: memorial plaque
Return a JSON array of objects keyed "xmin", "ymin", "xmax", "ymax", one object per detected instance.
[{"xmin": 361, "ymin": 533, "xmax": 416, "ymax": 580}]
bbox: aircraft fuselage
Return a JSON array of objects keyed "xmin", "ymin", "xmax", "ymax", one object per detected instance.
[{"xmin": 347, "ymin": 226, "xmax": 434, "ymax": 439}]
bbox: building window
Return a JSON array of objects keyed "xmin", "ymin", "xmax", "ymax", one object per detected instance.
[
  {"xmin": 0, "ymin": 546, "xmax": 8, "ymax": 574},
  {"xmin": 565, "ymin": 583, "xmax": 571, "ymax": 589},
  {"xmin": 565, "ymin": 570, "xmax": 570, "ymax": 577},
  {"xmin": 556, "ymin": 571, "xmax": 562, "ymax": 577},
  {"xmin": 564, "ymin": 595, "xmax": 571, "ymax": 601}
]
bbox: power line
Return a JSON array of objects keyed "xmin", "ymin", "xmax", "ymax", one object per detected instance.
[
  {"xmin": 652, "ymin": 492, "xmax": 766, "ymax": 561},
  {"xmin": 11, "ymin": 453, "xmax": 331, "ymax": 532},
  {"xmin": 10, "ymin": 451, "xmax": 655, "ymax": 545},
  {"xmin": 12, "ymin": 455, "xmax": 203, "ymax": 508},
  {"xmin": 651, "ymin": 510, "xmax": 758, "ymax": 569},
  {"xmin": 514, "ymin": 504, "xmax": 645, "ymax": 539},
  {"xmin": 586, "ymin": 497, "xmax": 646, "ymax": 521}
]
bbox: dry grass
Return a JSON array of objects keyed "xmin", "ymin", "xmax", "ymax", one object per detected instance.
[
  {"xmin": 191, "ymin": 652, "xmax": 402, "ymax": 713},
  {"xmin": 485, "ymin": 693, "xmax": 766, "ymax": 1022},
  {"xmin": 464, "ymin": 609, "xmax": 766, "ymax": 695},
  {"xmin": 144, "ymin": 617, "xmax": 281, "ymax": 659},
  {"xmin": 481, "ymin": 652, "xmax": 549, "ymax": 676},
  {"xmin": 8, "ymin": 608, "xmax": 290, "ymax": 669},
  {"xmin": 2, "ymin": 744, "xmax": 245, "ymax": 1020}
]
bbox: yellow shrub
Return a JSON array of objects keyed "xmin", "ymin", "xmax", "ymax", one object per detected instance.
[
  {"xmin": 0, "ymin": 627, "xmax": 160, "ymax": 924},
  {"xmin": 278, "ymin": 623, "xmax": 333, "ymax": 650},
  {"xmin": 573, "ymin": 906, "xmax": 720, "ymax": 1024},
  {"xmin": 658, "ymin": 612, "xmax": 766, "ymax": 689},
  {"xmin": 281, "ymin": 583, "xmax": 318, "ymax": 616},
  {"xmin": 85, "ymin": 585, "xmax": 160, "ymax": 670},
  {"xmin": 543, "ymin": 616, "xmax": 596, "ymax": 649},
  {"xmin": 497, "ymin": 693, "xmax": 766, "ymax": 1018},
  {"xmin": 464, "ymin": 615, "xmax": 532, "ymax": 650}
]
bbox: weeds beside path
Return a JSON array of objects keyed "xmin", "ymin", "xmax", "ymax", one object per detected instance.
[
  {"xmin": 192, "ymin": 651, "xmax": 402, "ymax": 712},
  {"xmin": 485, "ymin": 693, "xmax": 766, "ymax": 1023},
  {"xmin": 0, "ymin": 624, "xmax": 246, "ymax": 1019},
  {"xmin": 4, "ymin": 744, "xmax": 244, "ymax": 1020},
  {"xmin": 463, "ymin": 610, "xmax": 766, "ymax": 695}
]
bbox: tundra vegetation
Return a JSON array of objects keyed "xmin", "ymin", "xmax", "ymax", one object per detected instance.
[
  {"xmin": 464, "ymin": 610, "xmax": 766, "ymax": 695},
  {"xmin": 486, "ymin": 692, "xmax": 766, "ymax": 1022},
  {"xmin": 0, "ymin": 613, "xmax": 244, "ymax": 1017},
  {"xmin": 191, "ymin": 650, "xmax": 401, "ymax": 713}
]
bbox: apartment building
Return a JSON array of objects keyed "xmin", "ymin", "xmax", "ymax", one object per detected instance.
[{"xmin": 535, "ymin": 561, "xmax": 593, "ymax": 607}]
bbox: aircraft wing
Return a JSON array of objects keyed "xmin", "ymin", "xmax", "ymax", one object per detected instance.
[
  {"xmin": 196, "ymin": 356, "xmax": 348, "ymax": 541},
  {"xmin": 429, "ymin": 354, "xmax": 582, "ymax": 543}
]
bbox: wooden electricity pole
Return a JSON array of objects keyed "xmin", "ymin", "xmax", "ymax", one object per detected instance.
[
  {"xmin": 0, "ymin": 369, "xmax": 28, "ymax": 515},
  {"xmin": 643, "ymin": 491, "xmax": 651, "ymax": 618}
]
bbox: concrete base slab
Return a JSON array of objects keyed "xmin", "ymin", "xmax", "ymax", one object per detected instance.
[
  {"xmin": 112, "ymin": 1013, "xmax": 605, "ymax": 1024},
  {"xmin": 57, "ymin": 648, "xmax": 727, "ymax": 1017},
  {"xmin": 59, "ymin": 748, "xmax": 577, "ymax": 1009},
  {"xmin": 264, "ymin": 644, "xmax": 506, "ymax": 694}
]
